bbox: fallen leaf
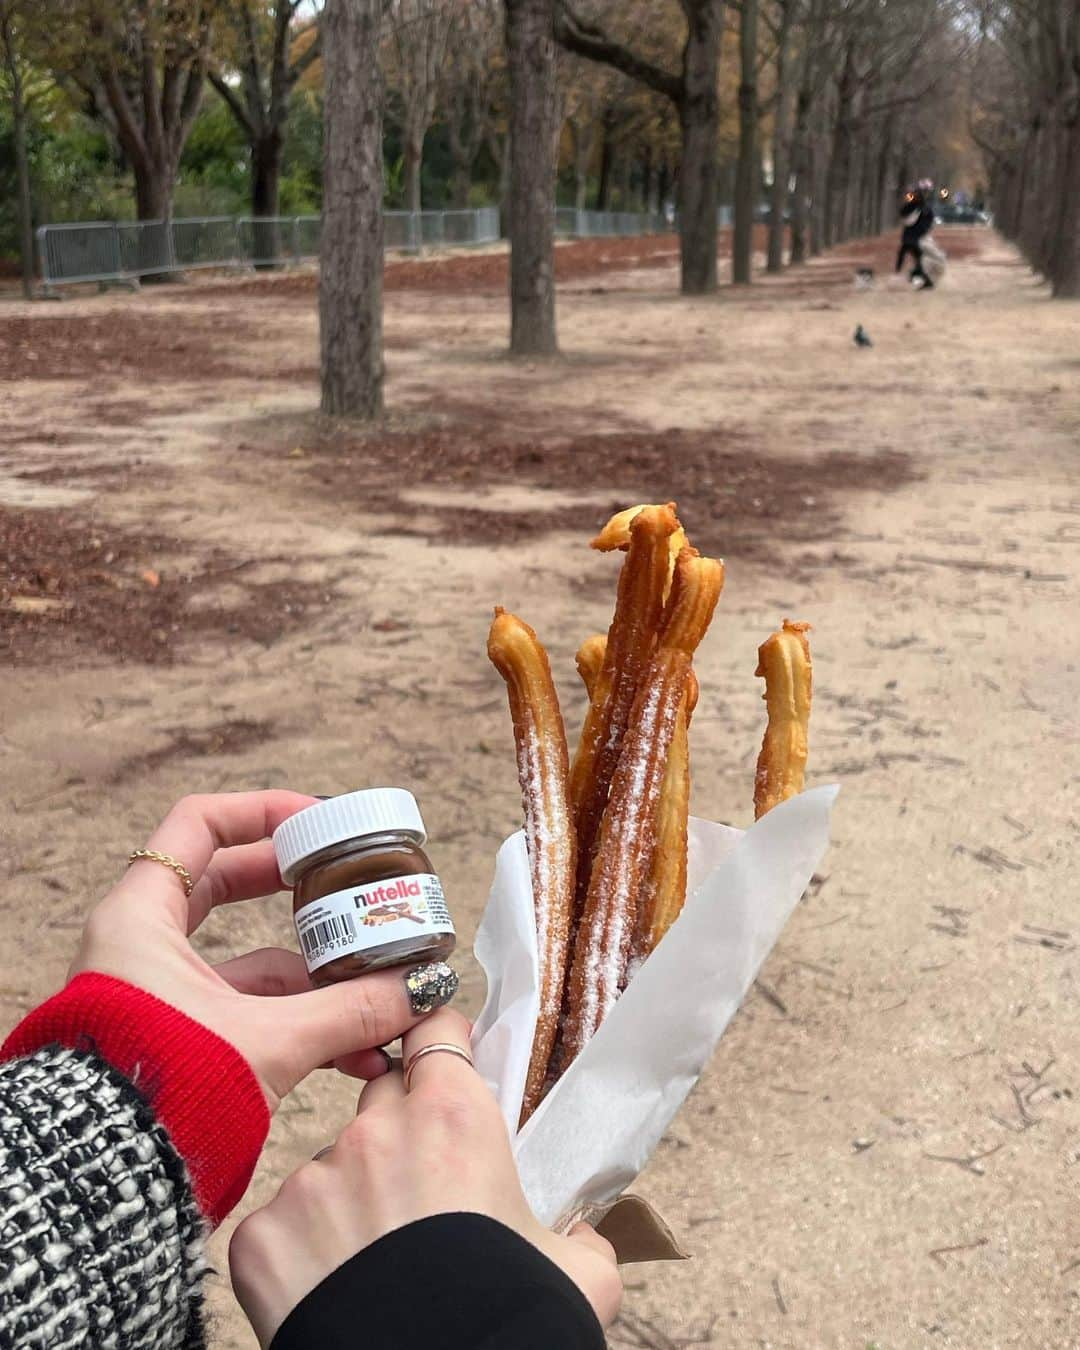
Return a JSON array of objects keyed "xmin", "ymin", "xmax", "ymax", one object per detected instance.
[{"xmin": 8, "ymin": 596, "xmax": 72, "ymax": 615}]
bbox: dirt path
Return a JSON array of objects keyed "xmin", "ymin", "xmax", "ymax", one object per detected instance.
[{"xmin": 1, "ymin": 229, "xmax": 1077, "ymax": 1348}]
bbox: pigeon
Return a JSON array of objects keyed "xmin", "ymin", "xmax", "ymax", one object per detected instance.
[{"xmin": 853, "ymin": 324, "xmax": 873, "ymax": 348}]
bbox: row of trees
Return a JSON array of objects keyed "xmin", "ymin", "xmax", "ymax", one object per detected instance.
[
  {"xmin": 317, "ymin": 0, "xmax": 978, "ymax": 415},
  {"xmin": 969, "ymin": 0, "xmax": 1080, "ymax": 297},
  {"xmin": 2, "ymin": 0, "xmax": 978, "ymax": 294}
]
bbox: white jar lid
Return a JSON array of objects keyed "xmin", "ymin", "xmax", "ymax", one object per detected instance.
[{"xmin": 273, "ymin": 788, "xmax": 426, "ymax": 885}]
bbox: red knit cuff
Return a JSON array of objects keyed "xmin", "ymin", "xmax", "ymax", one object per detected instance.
[{"xmin": 1, "ymin": 972, "xmax": 270, "ymax": 1227}]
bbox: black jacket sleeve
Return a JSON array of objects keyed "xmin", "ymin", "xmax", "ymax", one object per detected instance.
[{"xmin": 269, "ymin": 1212, "xmax": 606, "ymax": 1350}]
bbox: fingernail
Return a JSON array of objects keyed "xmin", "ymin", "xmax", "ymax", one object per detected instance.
[
  {"xmin": 404, "ymin": 962, "xmax": 458, "ymax": 1015},
  {"xmin": 376, "ymin": 1047, "xmax": 394, "ymax": 1074}
]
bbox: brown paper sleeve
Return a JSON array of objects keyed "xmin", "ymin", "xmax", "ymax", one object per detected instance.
[{"xmin": 587, "ymin": 1194, "xmax": 691, "ymax": 1265}]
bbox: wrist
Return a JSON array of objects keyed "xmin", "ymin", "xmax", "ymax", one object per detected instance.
[{"xmin": 1, "ymin": 971, "xmax": 270, "ymax": 1226}]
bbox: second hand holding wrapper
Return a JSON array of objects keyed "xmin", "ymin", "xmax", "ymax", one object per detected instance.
[{"xmin": 475, "ymin": 503, "xmax": 835, "ymax": 1261}]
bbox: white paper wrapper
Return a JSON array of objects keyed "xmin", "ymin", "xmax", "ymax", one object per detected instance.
[{"xmin": 471, "ymin": 784, "xmax": 838, "ymax": 1230}]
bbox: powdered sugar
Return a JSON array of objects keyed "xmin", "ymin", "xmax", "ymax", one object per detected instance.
[{"xmin": 575, "ymin": 663, "xmax": 683, "ymax": 1045}]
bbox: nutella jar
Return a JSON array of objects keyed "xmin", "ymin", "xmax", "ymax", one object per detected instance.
[{"xmin": 273, "ymin": 789, "xmax": 455, "ymax": 987}]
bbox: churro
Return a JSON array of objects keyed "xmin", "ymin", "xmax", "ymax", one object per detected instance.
[
  {"xmin": 753, "ymin": 620, "xmax": 812, "ymax": 819},
  {"xmin": 561, "ymin": 551, "xmax": 725, "ymax": 1062},
  {"xmin": 487, "ymin": 608, "xmax": 577, "ymax": 1123},
  {"xmin": 581, "ymin": 631, "xmax": 699, "ymax": 963},
  {"xmin": 574, "ymin": 634, "xmax": 607, "ymax": 698},
  {"xmin": 590, "ymin": 502, "xmax": 686, "ymax": 600},
  {"xmin": 569, "ymin": 504, "xmax": 680, "ymax": 900},
  {"xmin": 490, "ymin": 502, "xmax": 814, "ymax": 1112},
  {"xmin": 632, "ymin": 667, "xmax": 699, "ymax": 963}
]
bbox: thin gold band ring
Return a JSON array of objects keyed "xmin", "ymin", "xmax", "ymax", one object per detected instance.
[{"xmin": 127, "ymin": 849, "xmax": 195, "ymax": 897}]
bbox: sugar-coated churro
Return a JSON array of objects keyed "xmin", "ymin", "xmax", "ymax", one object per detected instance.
[
  {"xmin": 590, "ymin": 502, "xmax": 686, "ymax": 600},
  {"xmin": 753, "ymin": 620, "xmax": 812, "ymax": 820},
  {"xmin": 632, "ymin": 666, "xmax": 699, "ymax": 963},
  {"xmin": 561, "ymin": 551, "xmax": 724, "ymax": 1063},
  {"xmin": 490, "ymin": 502, "xmax": 814, "ymax": 1118},
  {"xmin": 488, "ymin": 608, "xmax": 577, "ymax": 1123},
  {"xmin": 569, "ymin": 504, "xmax": 680, "ymax": 902},
  {"xmin": 580, "ymin": 630, "xmax": 699, "ymax": 963}
]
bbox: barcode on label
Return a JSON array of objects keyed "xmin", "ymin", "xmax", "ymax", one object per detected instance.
[{"xmin": 300, "ymin": 913, "xmax": 357, "ymax": 959}]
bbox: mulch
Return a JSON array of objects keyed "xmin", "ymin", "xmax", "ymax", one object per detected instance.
[
  {"xmin": 0, "ymin": 311, "xmax": 258, "ymax": 383},
  {"xmin": 0, "ymin": 506, "xmax": 332, "ymax": 666},
  {"xmin": 275, "ymin": 419, "xmax": 919, "ymax": 560},
  {"xmin": 2, "ymin": 226, "xmax": 970, "ymax": 664}
]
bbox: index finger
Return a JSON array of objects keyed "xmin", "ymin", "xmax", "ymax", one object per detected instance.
[{"xmin": 118, "ymin": 790, "xmax": 317, "ymax": 930}]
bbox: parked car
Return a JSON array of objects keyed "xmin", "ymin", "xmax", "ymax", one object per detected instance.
[{"xmin": 936, "ymin": 203, "xmax": 988, "ymax": 225}]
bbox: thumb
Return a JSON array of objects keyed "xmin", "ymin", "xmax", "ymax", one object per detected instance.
[{"xmin": 265, "ymin": 960, "xmax": 459, "ymax": 1092}]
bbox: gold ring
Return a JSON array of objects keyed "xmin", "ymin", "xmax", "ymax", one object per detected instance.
[
  {"xmin": 127, "ymin": 849, "xmax": 195, "ymax": 897},
  {"xmin": 403, "ymin": 1043, "xmax": 474, "ymax": 1092}
]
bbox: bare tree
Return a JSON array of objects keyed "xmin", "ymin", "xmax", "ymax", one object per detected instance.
[
  {"xmin": 765, "ymin": 0, "xmax": 798, "ymax": 271},
  {"xmin": 51, "ymin": 0, "xmax": 211, "ymax": 227},
  {"xmin": 386, "ymin": 0, "xmax": 455, "ymax": 213},
  {"xmin": 732, "ymin": 0, "xmax": 759, "ymax": 282},
  {"xmin": 442, "ymin": 0, "xmax": 503, "ymax": 208},
  {"xmin": 505, "ymin": 0, "xmax": 559, "ymax": 354},
  {"xmin": 0, "ymin": 0, "xmax": 40, "ymax": 297},
  {"xmin": 555, "ymin": 1, "xmax": 726, "ymax": 295},
  {"xmin": 564, "ymin": 74, "xmax": 603, "ymax": 210},
  {"xmin": 209, "ymin": 1, "xmax": 323, "ymax": 225},
  {"xmin": 970, "ymin": 0, "xmax": 1080, "ymax": 297},
  {"xmin": 320, "ymin": 0, "xmax": 383, "ymax": 416}
]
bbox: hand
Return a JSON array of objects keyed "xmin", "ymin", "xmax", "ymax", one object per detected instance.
[
  {"xmin": 229, "ymin": 1008, "xmax": 623, "ymax": 1346},
  {"xmin": 69, "ymin": 790, "xmax": 458, "ymax": 1111}
]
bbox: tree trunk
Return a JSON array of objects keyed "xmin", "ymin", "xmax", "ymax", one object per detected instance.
[
  {"xmin": 451, "ymin": 165, "xmax": 471, "ymax": 208},
  {"xmin": 824, "ymin": 41, "xmax": 856, "ymax": 248},
  {"xmin": 645, "ymin": 152, "xmax": 659, "ymax": 213},
  {"xmin": 574, "ymin": 163, "xmax": 588, "ymax": 210},
  {"xmin": 505, "ymin": 0, "xmax": 558, "ymax": 355},
  {"xmin": 658, "ymin": 158, "xmax": 671, "ymax": 212},
  {"xmin": 404, "ymin": 134, "xmax": 423, "ymax": 214},
  {"xmin": 808, "ymin": 134, "xmax": 824, "ymax": 256},
  {"xmin": 134, "ymin": 163, "xmax": 172, "ymax": 221},
  {"xmin": 765, "ymin": 0, "xmax": 795, "ymax": 273},
  {"xmin": 615, "ymin": 154, "xmax": 632, "ymax": 208},
  {"xmin": 678, "ymin": 5, "xmax": 722, "ymax": 295},
  {"xmin": 597, "ymin": 116, "xmax": 614, "ymax": 208},
  {"xmin": 845, "ymin": 135, "xmax": 864, "ymax": 238},
  {"xmin": 447, "ymin": 85, "xmax": 482, "ymax": 209},
  {"xmin": 732, "ymin": 0, "xmax": 758, "ymax": 284},
  {"xmin": 252, "ymin": 131, "xmax": 284, "ymax": 267},
  {"xmin": 1051, "ymin": 117, "xmax": 1080, "ymax": 297},
  {"xmin": 1019, "ymin": 119, "xmax": 1046, "ymax": 272},
  {"xmin": 789, "ymin": 162, "xmax": 807, "ymax": 264},
  {"xmin": 132, "ymin": 165, "xmax": 177, "ymax": 281},
  {"xmin": 319, "ymin": 0, "xmax": 384, "ymax": 418},
  {"xmin": 788, "ymin": 97, "xmax": 811, "ymax": 264},
  {"xmin": 872, "ymin": 125, "xmax": 891, "ymax": 236},
  {"xmin": 5, "ymin": 41, "xmax": 34, "ymax": 298}
]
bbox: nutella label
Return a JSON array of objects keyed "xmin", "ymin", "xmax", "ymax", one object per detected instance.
[{"xmin": 295, "ymin": 873, "xmax": 453, "ymax": 974}]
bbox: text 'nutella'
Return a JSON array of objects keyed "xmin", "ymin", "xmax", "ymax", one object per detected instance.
[{"xmin": 272, "ymin": 789, "xmax": 455, "ymax": 986}]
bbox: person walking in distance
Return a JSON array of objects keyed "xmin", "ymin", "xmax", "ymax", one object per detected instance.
[{"xmin": 896, "ymin": 185, "xmax": 936, "ymax": 289}]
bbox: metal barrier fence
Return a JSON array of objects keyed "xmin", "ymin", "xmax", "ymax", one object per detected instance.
[
  {"xmin": 554, "ymin": 208, "xmax": 669, "ymax": 237},
  {"xmin": 36, "ymin": 205, "xmax": 668, "ymax": 291}
]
